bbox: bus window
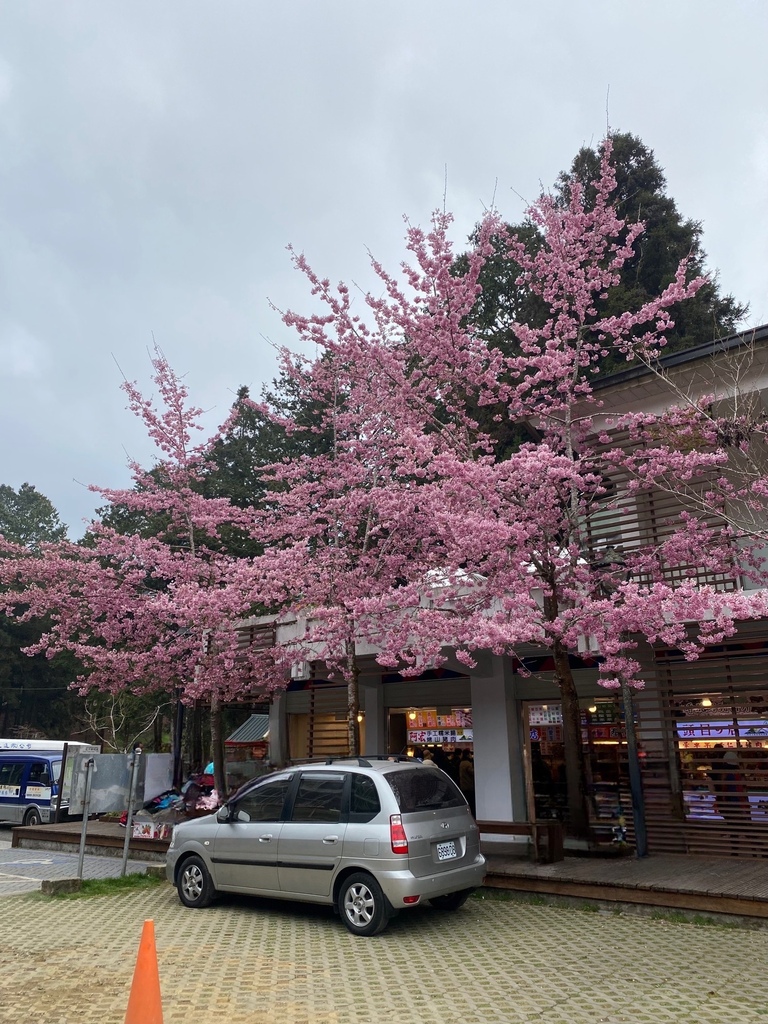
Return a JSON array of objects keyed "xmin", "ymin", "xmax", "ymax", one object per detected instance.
[
  {"xmin": 27, "ymin": 762, "xmax": 49, "ymax": 785},
  {"xmin": 0, "ymin": 762, "xmax": 24, "ymax": 794}
]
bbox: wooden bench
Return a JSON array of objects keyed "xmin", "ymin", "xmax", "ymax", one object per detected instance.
[{"xmin": 476, "ymin": 819, "xmax": 565, "ymax": 863}]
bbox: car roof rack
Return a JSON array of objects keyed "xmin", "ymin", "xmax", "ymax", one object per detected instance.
[
  {"xmin": 324, "ymin": 756, "xmax": 373, "ymax": 767},
  {"xmin": 318, "ymin": 753, "xmax": 416, "ymax": 767}
]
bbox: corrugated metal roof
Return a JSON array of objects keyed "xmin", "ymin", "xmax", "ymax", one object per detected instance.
[{"xmin": 225, "ymin": 714, "xmax": 270, "ymax": 744}]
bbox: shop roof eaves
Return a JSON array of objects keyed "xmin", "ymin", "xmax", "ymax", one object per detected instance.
[{"xmin": 592, "ymin": 323, "xmax": 768, "ymax": 391}]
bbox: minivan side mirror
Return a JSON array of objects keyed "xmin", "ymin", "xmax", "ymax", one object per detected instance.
[{"xmin": 216, "ymin": 805, "xmax": 232, "ymax": 823}]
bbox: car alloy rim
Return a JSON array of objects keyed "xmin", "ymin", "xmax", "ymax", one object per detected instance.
[
  {"xmin": 344, "ymin": 882, "xmax": 374, "ymax": 927},
  {"xmin": 182, "ymin": 865, "xmax": 203, "ymax": 900}
]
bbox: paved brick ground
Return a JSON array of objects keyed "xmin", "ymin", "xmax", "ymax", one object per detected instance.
[
  {"xmin": 0, "ymin": 847, "xmax": 150, "ymax": 896},
  {"xmin": 2, "ymin": 883, "xmax": 768, "ymax": 1024}
]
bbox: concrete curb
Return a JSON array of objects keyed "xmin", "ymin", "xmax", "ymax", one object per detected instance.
[{"xmin": 41, "ymin": 878, "xmax": 82, "ymax": 895}]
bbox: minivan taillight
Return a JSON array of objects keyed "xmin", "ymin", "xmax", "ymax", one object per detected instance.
[{"xmin": 390, "ymin": 813, "xmax": 409, "ymax": 854}]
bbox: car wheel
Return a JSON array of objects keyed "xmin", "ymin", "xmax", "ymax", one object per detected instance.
[
  {"xmin": 429, "ymin": 888, "xmax": 474, "ymax": 911},
  {"xmin": 177, "ymin": 855, "xmax": 216, "ymax": 908},
  {"xmin": 338, "ymin": 872, "xmax": 390, "ymax": 936},
  {"xmin": 23, "ymin": 807, "xmax": 42, "ymax": 826}
]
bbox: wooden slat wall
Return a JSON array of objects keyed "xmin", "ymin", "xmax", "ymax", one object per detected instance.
[
  {"xmin": 519, "ymin": 639, "xmax": 768, "ymax": 859},
  {"xmin": 582, "ymin": 427, "xmax": 765, "ymax": 853},
  {"xmin": 288, "ymin": 685, "xmax": 350, "ymax": 761},
  {"xmin": 585, "ymin": 429, "xmax": 740, "ymax": 591},
  {"xmin": 236, "ymin": 622, "xmax": 276, "ymax": 652},
  {"xmin": 629, "ymin": 635, "xmax": 768, "ymax": 858}
]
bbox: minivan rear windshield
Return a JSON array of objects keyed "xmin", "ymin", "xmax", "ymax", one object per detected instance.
[{"xmin": 385, "ymin": 769, "xmax": 465, "ymax": 813}]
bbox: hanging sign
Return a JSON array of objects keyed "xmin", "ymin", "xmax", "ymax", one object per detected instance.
[
  {"xmin": 408, "ymin": 729, "xmax": 473, "ymax": 744},
  {"xmin": 528, "ymin": 705, "xmax": 563, "ymax": 726},
  {"xmin": 410, "ymin": 710, "xmax": 472, "ymax": 729},
  {"xmin": 676, "ymin": 719, "xmax": 768, "ymax": 740}
]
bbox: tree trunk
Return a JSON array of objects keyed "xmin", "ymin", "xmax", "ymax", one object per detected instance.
[
  {"xmin": 620, "ymin": 678, "xmax": 648, "ymax": 857},
  {"xmin": 153, "ymin": 709, "xmax": 163, "ymax": 753},
  {"xmin": 553, "ymin": 641, "xmax": 590, "ymax": 838},
  {"xmin": 171, "ymin": 690, "xmax": 185, "ymax": 790},
  {"xmin": 209, "ymin": 692, "xmax": 227, "ymax": 802},
  {"xmin": 190, "ymin": 702, "xmax": 205, "ymax": 773},
  {"xmin": 346, "ymin": 641, "xmax": 361, "ymax": 757}
]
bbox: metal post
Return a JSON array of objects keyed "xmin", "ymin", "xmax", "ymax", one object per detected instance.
[
  {"xmin": 76, "ymin": 758, "xmax": 95, "ymax": 880},
  {"xmin": 53, "ymin": 742, "xmax": 68, "ymax": 824},
  {"xmin": 620, "ymin": 679, "xmax": 648, "ymax": 858},
  {"xmin": 120, "ymin": 748, "xmax": 142, "ymax": 878}
]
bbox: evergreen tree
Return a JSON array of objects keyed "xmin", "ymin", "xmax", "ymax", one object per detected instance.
[
  {"xmin": 0, "ymin": 484, "xmax": 76, "ymax": 736},
  {"xmin": 205, "ymin": 374, "xmax": 333, "ymax": 505},
  {"xmin": 462, "ymin": 132, "xmax": 747, "ymax": 377},
  {"xmin": 0, "ymin": 483, "xmax": 68, "ymax": 547},
  {"xmin": 560, "ymin": 133, "xmax": 747, "ymax": 364},
  {"xmin": 201, "ymin": 372, "xmax": 333, "ymax": 557},
  {"xmin": 0, "ymin": 614, "xmax": 80, "ymax": 738}
]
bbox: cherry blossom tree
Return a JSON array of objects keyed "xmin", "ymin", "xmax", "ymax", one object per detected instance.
[
  {"xmin": 251, "ymin": 339, "xmax": 470, "ymax": 756},
  {"xmin": 266, "ymin": 138, "xmax": 768, "ymax": 835},
  {"xmin": 244, "ymin": 202, "xmax": 536, "ymax": 756},
  {"xmin": 0, "ymin": 350, "xmax": 264, "ymax": 796}
]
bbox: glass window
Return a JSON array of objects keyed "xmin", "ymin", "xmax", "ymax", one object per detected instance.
[
  {"xmin": 350, "ymin": 774, "xmax": 380, "ymax": 822},
  {"xmin": 27, "ymin": 762, "xmax": 49, "ymax": 785},
  {"xmin": 385, "ymin": 768, "xmax": 465, "ymax": 813},
  {"xmin": 0, "ymin": 763, "xmax": 25, "ymax": 789},
  {"xmin": 235, "ymin": 776, "xmax": 290, "ymax": 822},
  {"xmin": 50, "ymin": 761, "xmax": 62, "ymax": 784},
  {"xmin": 290, "ymin": 773, "xmax": 345, "ymax": 824}
]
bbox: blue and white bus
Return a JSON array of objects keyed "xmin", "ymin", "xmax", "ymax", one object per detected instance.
[{"xmin": 0, "ymin": 740, "xmax": 101, "ymax": 826}]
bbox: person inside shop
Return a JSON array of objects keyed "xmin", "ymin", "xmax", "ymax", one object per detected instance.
[
  {"xmin": 422, "ymin": 747, "xmax": 436, "ymax": 764},
  {"xmin": 709, "ymin": 745, "xmax": 750, "ymax": 827},
  {"xmin": 432, "ymin": 746, "xmax": 449, "ymax": 772},
  {"xmin": 445, "ymin": 748, "xmax": 461, "ymax": 783},
  {"xmin": 459, "ymin": 749, "xmax": 475, "ymax": 815},
  {"xmin": 531, "ymin": 744, "xmax": 555, "ymax": 816}
]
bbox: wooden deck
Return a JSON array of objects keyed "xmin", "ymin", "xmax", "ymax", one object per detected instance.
[{"xmin": 483, "ymin": 842, "xmax": 768, "ymax": 918}]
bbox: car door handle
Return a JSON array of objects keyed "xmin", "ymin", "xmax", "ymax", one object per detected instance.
[
  {"xmin": 258, "ymin": 834, "xmax": 273, "ymax": 842},
  {"xmin": 322, "ymin": 836, "xmax": 339, "ymax": 844}
]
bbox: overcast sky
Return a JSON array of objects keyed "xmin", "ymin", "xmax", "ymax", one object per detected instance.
[{"xmin": 1, "ymin": 1, "xmax": 766, "ymax": 537}]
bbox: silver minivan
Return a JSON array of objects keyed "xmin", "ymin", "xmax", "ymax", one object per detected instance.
[{"xmin": 166, "ymin": 755, "xmax": 486, "ymax": 935}]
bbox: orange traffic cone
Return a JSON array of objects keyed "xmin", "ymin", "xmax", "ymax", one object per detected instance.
[{"xmin": 124, "ymin": 919, "xmax": 164, "ymax": 1024}]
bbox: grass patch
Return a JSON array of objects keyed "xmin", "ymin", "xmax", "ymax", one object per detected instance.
[
  {"xmin": 647, "ymin": 908, "xmax": 756, "ymax": 930},
  {"xmin": 473, "ymin": 888, "xmax": 590, "ymax": 912},
  {"xmin": 34, "ymin": 872, "xmax": 166, "ymax": 901},
  {"xmin": 475, "ymin": 884, "xmax": 552, "ymax": 909}
]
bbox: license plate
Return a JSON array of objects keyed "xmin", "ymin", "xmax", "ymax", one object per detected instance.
[{"xmin": 436, "ymin": 840, "xmax": 457, "ymax": 861}]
